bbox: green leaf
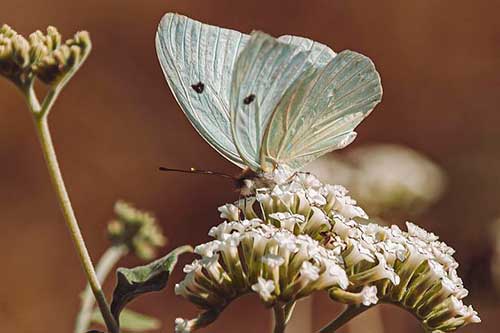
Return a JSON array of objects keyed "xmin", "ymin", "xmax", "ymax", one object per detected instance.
[
  {"xmin": 110, "ymin": 245, "xmax": 193, "ymax": 326},
  {"xmin": 91, "ymin": 308, "xmax": 161, "ymax": 332}
]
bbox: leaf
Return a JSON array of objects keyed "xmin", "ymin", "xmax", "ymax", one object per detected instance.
[
  {"xmin": 91, "ymin": 308, "xmax": 160, "ymax": 332},
  {"xmin": 110, "ymin": 245, "xmax": 193, "ymax": 326}
]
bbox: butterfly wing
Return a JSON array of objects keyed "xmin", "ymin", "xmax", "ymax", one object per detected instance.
[
  {"xmin": 156, "ymin": 14, "xmax": 338, "ymax": 170},
  {"xmin": 230, "ymin": 32, "xmax": 337, "ymax": 171},
  {"xmin": 260, "ymin": 50, "xmax": 382, "ymax": 171},
  {"xmin": 156, "ymin": 13, "xmax": 249, "ymax": 167},
  {"xmin": 277, "ymin": 35, "xmax": 336, "ymax": 68}
]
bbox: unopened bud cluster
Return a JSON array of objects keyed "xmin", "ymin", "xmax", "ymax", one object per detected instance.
[
  {"xmin": 175, "ymin": 173, "xmax": 479, "ymax": 332},
  {"xmin": 108, "ymin": 201, "xmax": 167, "ymax": 260},
  {"xmin": 0, "ymin": 24, "xmax": 90, "ymax": 86}
]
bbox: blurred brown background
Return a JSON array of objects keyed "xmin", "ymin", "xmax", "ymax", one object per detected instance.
[{"xmin": 1, "ymin": 0, "xmax": 499, "ymax": 332}]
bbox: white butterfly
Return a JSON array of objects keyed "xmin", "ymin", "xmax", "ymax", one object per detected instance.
[{"xmin": 156, "ymin": 13, "xmax": 382, "ymax": 195}]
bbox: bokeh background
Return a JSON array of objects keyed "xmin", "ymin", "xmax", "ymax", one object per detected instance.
[{"xmin": 1, "ymin": 0, "xmax": 499, "ymax": 332}]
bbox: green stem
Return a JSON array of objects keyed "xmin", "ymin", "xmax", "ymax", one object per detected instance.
[
  {"xmin": 32, "ymin": 96, "xmax": 119, "ymax": 333},
  {"xmin": 74, "ymin": 245, "xmax": 129, "ymax": 333},
  {"xmin": 18, "ymin": 77, "xmax": 41, "ymax": 113},
  {"xmin": 283, "ymin": 301, "xmax": 296, "ymax": 325},
  {"xmin": 273, "ymin": 304, "xmax": 287, "ymax": 333},
  {"xmin": 319, "ymin": 305, "xmax": 370, "ymax": 333}
]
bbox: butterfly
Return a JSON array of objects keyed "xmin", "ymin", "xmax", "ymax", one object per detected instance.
[{"xmin": 155, "ymin": 13, "xmax": 382, "ymax": 196}]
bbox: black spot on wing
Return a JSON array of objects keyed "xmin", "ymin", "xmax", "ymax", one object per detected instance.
[
  {"xmin": 243, "ymin": 94, "xmax": 256, "ymax": 105},
  {"xmin": 191, "ymin": 82, "xmax": 204, "ymax": 94}
]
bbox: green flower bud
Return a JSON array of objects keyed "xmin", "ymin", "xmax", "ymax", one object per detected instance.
[
  {"xmin": 32, "ymin": 30, "xmax": 91, "ymax": 85},
  {"xmin": 0, "ymin": 25, "xmax": 26, "ymax": 80},
  {"xmin": 0, "ymin": 24, "xmax": 91, "ymax": 87},
  {"xmin": 0, "ymin": 24, "xmax": 16, "ymax": 38},
  {"xmin": 107, "ymin": 201, "xmax": 167, "ymax": 260}
]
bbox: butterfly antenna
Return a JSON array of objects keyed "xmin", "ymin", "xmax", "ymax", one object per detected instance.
[{"xmin": 158, "ymin": 166, "xmax": 236, "ymax": 180}]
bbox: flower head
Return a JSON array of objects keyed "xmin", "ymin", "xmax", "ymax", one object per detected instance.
[
  {"xmin": 175, "ymin": 172, "xmax": 478, "ymax": 332},
  {"xmin": 0, "ymin": 24, "xmax": 91, "ymax": 87}
]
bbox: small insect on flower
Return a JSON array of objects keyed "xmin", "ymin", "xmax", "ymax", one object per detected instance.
[{"xmin": 155, "ymin": 13, "xmax": 382, "ymax": 196}]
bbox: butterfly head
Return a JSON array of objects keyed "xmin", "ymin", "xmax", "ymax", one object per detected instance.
[{"xmin": 235, "ymin": 165, "xmax": 294, "ymax": 197}]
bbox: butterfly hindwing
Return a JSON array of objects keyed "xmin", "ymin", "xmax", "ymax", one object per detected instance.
[
  {"xmin": 261, "ymin": 50, "xmax": 382, "ymax": 171},
  {"xmin": 230, "ymin": 32, "xmax": 339, "ymax": 171},
  {"xmin": 230, "ymin": 32, "xmax": 317, "ymax": 170}
]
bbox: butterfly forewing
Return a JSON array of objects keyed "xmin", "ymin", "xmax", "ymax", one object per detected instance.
[
  {"xmin": 156, "ymin": 13, "xmax": 250, "ymax": 168},
  {"xmin": 261, "ymin": 50, "xmax": 382, "ymax": 172}
]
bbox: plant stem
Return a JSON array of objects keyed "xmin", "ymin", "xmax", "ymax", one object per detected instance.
[
  {"xmin": 74, "ymin": 245, "xmax": 129, "ymax": 333},
  {"xmin": 34, "ymin": 114, "xmax": 119, "ymax": 333},
  {"xmin": 283, "ymin": 301, "xmax": 296, "ymax": 325},
  {"xmin": 319, "ymin": 305, "xmax": 370, "ymax": 333},
  {"xmin": 273, "ymin": 304, "xmax": 287, "ymax": 333}
]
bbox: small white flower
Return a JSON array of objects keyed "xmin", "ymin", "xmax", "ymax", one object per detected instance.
[
  {"xmin": 251, "ymin": 277, "xmax": 275, "ymax": 301},
  {"xmin": 194, "ymin": 240, "xmax": 221, "ymax": 258},
  {"xmin": 291, "ymin": 172, "xmax": 321, "ymax": 189},
  {"xmin": 406, "ymin": 222, "xmax": 439, "ymax": 242},
  {"xmin": 343, "ymin": 239, "xmax": 375, "ymax": 267},
  {"xmin": 262, "ymin": 254, "xmax": 285, "ymax": 267},
  {"xmin": 463, "ymin": 305, "xmax": 481, "ymax": 324},
  {"xmin": 360, "ymin": 285, "xmax": 379, "ymax": 306},
  {"xmin": 315, "ymin": 260, "xmax": 349, "ymax": 290},
  {"xmin": 218, "ymin": 232, "xmax": 241, "ymax": 250},
  {"xmin": 269, "ymin": 212, "xmax": 305, "ymax": 230},
  {"xmin": 448, "ymin": 296, "xmax": 467, "ymax": 316},
  {"xmin": 218, "ymin": 203, "xmax": 240, "ymax": 221},
  {"xmin": 274, "ymin": 231, "xmax": 299, "ymax": 253},
  {"xmin": 183, "ymin": 260, "xmax": 202, "ymax": 273},
  {"xmin": 454, "ymin": 287, "xmax": 469, "ymax": 300},
  {"xmin": 200, "ymin": 253, "xmax": 219, "ymax": 267},
  {"xmin": 339, "ymin": 201, "xmax": 368, "ymax": 219},
  {"xmin": 209, "ymin": 221, "xmax": 241, "ymax": 240},
  {"xmin": 305, "ymin": 188, "xmax": 327, "ymax": 206},
  {"xmin": 300, "ymin": 261, "xmax": 320, "ymax": 281}
]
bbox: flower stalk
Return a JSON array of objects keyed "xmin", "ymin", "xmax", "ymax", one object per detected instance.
[
  {"xmin": 74, "ymin": 244, "xmax": 129, "ymax": 333},
  {"xmin": 1, "ymin": 24, "xmax": 119, "ymax": 333},
  {"xmin": 273, "ymin": 304, "xmax": 287, "ymax": 333},
  {"xmin": 33, "ymin": 102, "xmax": 119, "ymax": 333},
  {"xmin": 319, "ymin": 305, "xmax": 369, "ymax": 333}
]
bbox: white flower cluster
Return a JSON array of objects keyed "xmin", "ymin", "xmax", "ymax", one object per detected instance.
[
  {"xmin": 175, "ymin": 173, "xmax": 479, "ymax": 333},
  {"xmin": 329, "ymin": 220, "xmax": 480, "ymax": 332},
  {"xmin": 175, "ymin": 219, "xmax": 349, "ymax": 308}
]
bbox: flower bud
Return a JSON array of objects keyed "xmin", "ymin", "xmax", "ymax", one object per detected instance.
[
  {"xmin": 0, "ymin": 24, "xmax": 91, "ymax": 87},
  {"xmin": 32, "ymin": 30, "xmax": 91, "ymax": 85},
  {"xmin": 107, "ymin": 200, "xmax": 166, "ymax": 260}
]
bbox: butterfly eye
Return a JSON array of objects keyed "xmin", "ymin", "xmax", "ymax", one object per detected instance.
[
  {"xmin": 191, "ymin": 82, "xmax": 204, "ymax": 94},
  {"xmin": 243, "ymin": 94, "xmax": 255, "ymax": 105}
]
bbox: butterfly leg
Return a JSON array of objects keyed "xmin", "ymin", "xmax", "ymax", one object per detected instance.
[{"xmin": 237, "ymin": 193, "xmax": 242, "ymax": 221}]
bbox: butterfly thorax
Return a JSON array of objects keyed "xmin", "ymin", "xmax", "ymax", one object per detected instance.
[{"xmin": 235, "ymin": 168, "xmax": 276, "ymax": 197}]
